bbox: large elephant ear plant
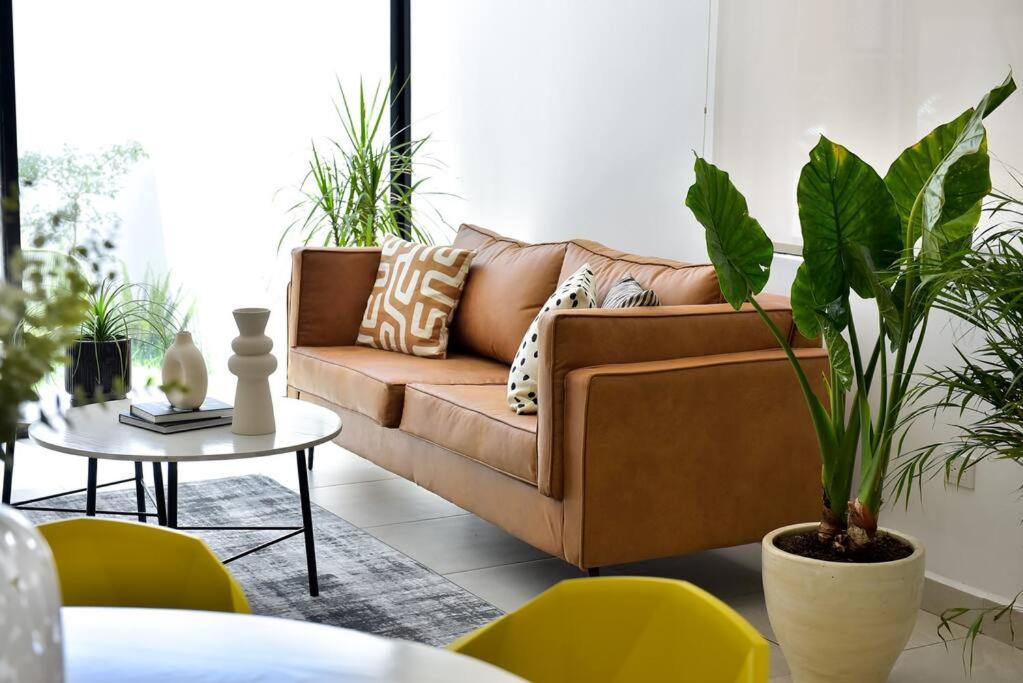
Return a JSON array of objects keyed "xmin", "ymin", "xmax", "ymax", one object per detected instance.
[{"xmin": 685, "ymin": 73, "xmax": 1016, "ymax": 555}]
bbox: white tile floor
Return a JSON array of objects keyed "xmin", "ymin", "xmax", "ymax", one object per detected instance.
[{"xmin": 7, "ymin": 437, "xmax": 1022, "ymax": 681}]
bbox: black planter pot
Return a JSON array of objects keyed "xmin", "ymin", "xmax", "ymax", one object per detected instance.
[{"xmin": 65, "ymin": 338, "xmax": 132, "ymax": 403}]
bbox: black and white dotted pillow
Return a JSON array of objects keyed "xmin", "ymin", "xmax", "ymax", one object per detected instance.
[{"xmin": 507, "ymin": 264, "xmax": 596, "ymax": 415}]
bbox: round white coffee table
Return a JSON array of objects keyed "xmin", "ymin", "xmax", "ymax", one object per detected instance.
[{"xmin": 29, "ymin": 397, "xmax": 341, "ymax": 596}]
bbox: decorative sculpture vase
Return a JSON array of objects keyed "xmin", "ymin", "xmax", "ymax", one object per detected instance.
[
  {"xmin": 228, "ymin": 308, "xmax": 277, "ymax": 435},
  {"xmin": 0, "ymin": 505, "xmax": 65, "ymax": 683},
  {"xmin": 162, "ymin": 331, "xmax": 208, "ymax": 409}
]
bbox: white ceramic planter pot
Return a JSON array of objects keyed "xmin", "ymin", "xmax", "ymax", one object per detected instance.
[{"xmin": 762, "ymin": 523, "xmax": 924, "ymax": 683}]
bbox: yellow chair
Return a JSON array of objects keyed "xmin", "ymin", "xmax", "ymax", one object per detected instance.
[
  {"xmin": 449, "ymin": 577, "xmax": 769, "ymax": 683},
  {"xmin": 37, "ymin": 518, "xmax": 250, "ymax": 614}
]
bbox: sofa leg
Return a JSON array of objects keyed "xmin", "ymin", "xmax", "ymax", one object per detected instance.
[{"xmin": 587, "ymin": 567, "xmax": 600, "ymax": 577}]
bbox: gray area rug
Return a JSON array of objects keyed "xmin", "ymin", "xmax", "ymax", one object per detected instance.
[{"xmin": 25, "ymin": 474, "xmax": 503, "ymax": 646}]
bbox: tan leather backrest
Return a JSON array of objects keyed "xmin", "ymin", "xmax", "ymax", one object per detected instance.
[
  {"xmin": 450, "ymin": 225, "xmax": 567, "ymax": 364},
  {"xmin": 289, "ymin": 247, "xmax": 382, "ymax": 347},
  {"xmin": 559, "ymin": 239, "xmax": 723, "ymax": 306}
]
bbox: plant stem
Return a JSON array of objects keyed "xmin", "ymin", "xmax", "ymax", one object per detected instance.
[
  {"xmin": 750, "ymin": 297, "xmax": 817, "ymax": 408},
  {"xmin": 749, "ymin": 296, "xmax": 836, "ymax": 466}
]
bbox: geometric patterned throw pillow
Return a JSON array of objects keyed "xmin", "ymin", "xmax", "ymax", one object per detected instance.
[
  {"xmin": 357, "ymin": 234, "xmax": 475, "ymax": 359},
  {"xmin": 507, "ymin": 264, "xmax": 596, "ymax": 415},
  {"xmin": 601, "ymin": 274, "xmax": 660, "ymax": 308}
]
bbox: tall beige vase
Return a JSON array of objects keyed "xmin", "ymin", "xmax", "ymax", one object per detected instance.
[
  {"xmin": 227, "ymin": 308, "xmax": 277, "ymax": 435},
  {"xmin": 162, "ymin": 331, "xmax": 208, "ymax": 409},
  {"xmin": 762, "ymin": 523, "xmax": 925, "ymax": 683}
]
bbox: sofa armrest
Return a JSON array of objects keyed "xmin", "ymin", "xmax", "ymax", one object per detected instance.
[
  {"xmin": 535, "ymin": 293, "xmax": 818, "ymax": 498},
  {"xmin": 288, "ymin": 247, "xmax": 381, "ymax": 348},
  {"xmin": 559, "ymin": 348, "xmax": 828, "ymax": 568}
]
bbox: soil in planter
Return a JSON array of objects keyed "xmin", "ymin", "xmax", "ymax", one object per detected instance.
[{"xmin": 775, "ymin": 531, "xmax": 914, "ymax": 563}]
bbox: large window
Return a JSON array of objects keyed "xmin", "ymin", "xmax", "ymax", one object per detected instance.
[{"xmin": 14, "ymin": 0, "xmax": 389, "ymax": 394}]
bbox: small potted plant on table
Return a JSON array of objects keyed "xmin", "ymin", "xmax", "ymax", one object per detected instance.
[
  {"xmin": 65, "ymin": 277, "xmax": 180, "ymax": 403},
  {"xmin": 685, "ymin": 74, "xmax": 1015, "ymax": 682}
]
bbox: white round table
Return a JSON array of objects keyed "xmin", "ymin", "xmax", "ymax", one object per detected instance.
[
  {"xmin": 62, "ymin": 607, "xmax": 523, "ymax": 682},
  {"xmin": 28, "ymin": 398, "xmax": 341, "ymax": 595}
]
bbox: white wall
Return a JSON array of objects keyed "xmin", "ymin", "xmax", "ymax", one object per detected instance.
[
  {"xmin": 732, "ymin": 1, "xmax": 1023, "ymax": 603},
  {"xmin": 415, "ymin": 0, "xmax": 1023, "ymax": 604},
  {"xmin": 412, "ymin": 0, "xmax": 715, "ymax": 260},
  {"xmin": 714, "ymin": 0, "xmax": 1023, "ymax": 248}
]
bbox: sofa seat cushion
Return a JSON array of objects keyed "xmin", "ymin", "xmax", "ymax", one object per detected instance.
[
  {"xmin": 401, "ymin": 384, "xmax": 539, "ymax": 485},
  {"xmin": 559, "ymin": 239, "xmax": 723, "ymax": 306},
  {"xmin": 289, "ymin": 346, "xmax": 508, "ymax": 428}
]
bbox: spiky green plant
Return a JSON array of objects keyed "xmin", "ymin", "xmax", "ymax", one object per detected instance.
[
  {"xmin": 892, "ymin": 196, "xmax": 1023, "ymax": 656},
  {"xmin": 78, "ymin": 277, "xmax": 180, "ymax": 348},
  {"xmin": 124, "ymin": 269, "xmax": 194, "ymax": 367},
  {"xmin": 279, "ymin": 78, "xmax": 446, "ymax": 250}
]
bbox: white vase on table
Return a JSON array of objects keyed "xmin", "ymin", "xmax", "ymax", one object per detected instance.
[
  {"xmin": 162, "ymin": 331, "xmax": 208, "ymax": 409},
  {"xmin": 227, "ymin": 308, "xmax": 277, "ymax": 435},
  {"xmin": 0, "ymin": 504, "xmax": 65, "ymax": 683}
]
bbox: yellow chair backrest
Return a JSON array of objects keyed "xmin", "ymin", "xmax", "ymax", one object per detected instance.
[
  {"xmin": 37, "ymin": 518, "xmax": 250, "ymax": 614},
  {"xmin": 449, "ymin": 577, "xmax": 769, "ymax": 683}
]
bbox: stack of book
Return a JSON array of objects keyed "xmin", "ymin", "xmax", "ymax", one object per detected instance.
[{"xmin": 119, "ymin": 398, "xmax": 234, "ymax": 434}]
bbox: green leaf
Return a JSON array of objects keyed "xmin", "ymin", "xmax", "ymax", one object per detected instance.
[
  {"xmin": 791, "ymin": 262, "xmax": 851, "ymax": 337},
  {"xmin": 885, "ymin": 73, "xmax": 1016, "ymax": 252},
  {"xmin": 846, "ymin": 246, "xmax": 902, "ymax": 342},
  {"xmin": 884, "ymin": 109, "xmax": 981, "ymax": 242},
  {"xmin": 919, "ymin": 110, "xmax": 990, "ymax": 261},
  {"xmin": 792, "ymin": 264, "xmax": 853, "ymax": 389},
  {"xmin": 822, "ymin": 320, "xmax": 853, "ymax": 391},
  {"xmin": 981, "ymin": 71, "xmax": 1017, "ymax": 116},
  {"xmin": 790, "ymin": 263, "xmax": 821, "ymax": 338},
  {"xmin": 685, "ymin": 157, "xmax": 774, "ymax": 309},
  {"xmin": 934, "ymin": 199, "xmax": 983, "ymax": 251},
  {"xmin": 797, "ymin": 136, "xmax": 902, "ymax": 304},
  {"xmin": 922, "ymin": 200, "xmax": 983, "ymax": 276}
]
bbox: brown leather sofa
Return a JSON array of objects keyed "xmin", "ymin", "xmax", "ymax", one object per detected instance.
[{"xmin": 287, "ymin": 224, "xmax": 828, "ymax": 571}]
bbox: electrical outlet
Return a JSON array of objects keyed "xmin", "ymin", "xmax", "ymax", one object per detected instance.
[{"xmin": 945, "ymin": 457, "xmax": 976, "ymax": 490}]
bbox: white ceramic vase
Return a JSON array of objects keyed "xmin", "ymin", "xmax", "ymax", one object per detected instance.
[
  {"xmin": 227, "ymin": 308, "xmax": 277, "ymax": 435},
  {"xmin": 0, "ymin": 504, "xmax": 65, "ymax": 683},
  {"xmin": 762, "ymin": 523, "xmax": 925, "ymax": 683},
  {"xmin": 162, "ymin": 331, "xmax": 208, "ymax": 409}
]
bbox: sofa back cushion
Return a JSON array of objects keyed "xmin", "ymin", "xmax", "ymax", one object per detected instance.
[
  {"xmin": 451, "ymin": 224, "xmax": 567, "ymax": 364},
  {"xmin": 559, "ymin": 240, "xmax": 723, "ymax": 306}
]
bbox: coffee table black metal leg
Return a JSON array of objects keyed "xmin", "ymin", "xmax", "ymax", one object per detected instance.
[
  {"xmin": 296, "ymin": 449, "xmax": 318, "ymax": 596},
  {"xmin": 133, "ymin": 462, "xmax": 147, "ymax": 522},
  {"xmin": 85, "ymin": 457, "xmax": 98, "ymax": 516},
  {"xmin": 167, "ymin": 462, "xmax": 178, "ymax": 528},
  {"xmin": 151, "ymin": 463, "xmax": 167, "ymax": 526},
  {"xmin": 307, "ymin": 446, "xmax": 314, "ymax": 471},
  {"xmin": 1, "ymin": 439, "xmax": 14, "ymax": 505}
]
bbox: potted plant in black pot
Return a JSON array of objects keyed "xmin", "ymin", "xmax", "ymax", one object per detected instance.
[{"xmin": 65, "ymin": 277, "xmax": 180, "ymax": 403}]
